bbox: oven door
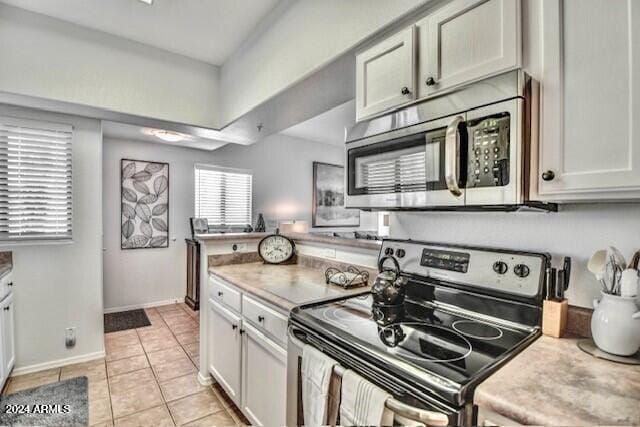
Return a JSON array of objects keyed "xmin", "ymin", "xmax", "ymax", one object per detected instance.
[
  {"xmin": 286, "ymin": 324, "xmax": 463, "ymax": 427},
  {"xmin": 464, "ymin": 98, "xmax": 524, "ymax": 206},
  {"xmin": 345, "ymin": 115, "xmax": 466, "ymax": 209}
]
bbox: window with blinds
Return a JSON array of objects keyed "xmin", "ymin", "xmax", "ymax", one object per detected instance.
[
  {"xmin": 194, "ymin": 165, "xmax": 252, "ymax": 227},
  {"xmin": 0, "ymin": 116, "xmax": 73, "ymax": 242}
]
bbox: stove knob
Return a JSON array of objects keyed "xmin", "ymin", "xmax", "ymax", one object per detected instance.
[
  {"xmin": 493, "ymin": 261, "xmax": 508, "ymax": 275},
  {"xmin": 385, "ymin": 247, "xmax": 394, "ymax": 256},
  {"xmin": 514, "ymin": 264, "xmax": 530, "ymax": 278},
  {"xmin": 396, "ymin": 249, "xmax": 406, "ymax": 258}
]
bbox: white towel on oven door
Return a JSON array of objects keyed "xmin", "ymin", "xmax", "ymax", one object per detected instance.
[
  {"xmin": 302, "ymin": 344, "xmax": 338, "ymax": 426},
  {"xmin": 339, "ymin": 369, "xmax": 394, "ymax": 426}
]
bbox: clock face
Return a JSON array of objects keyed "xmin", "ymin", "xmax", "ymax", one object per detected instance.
[{"xmin": 258, "ymin": 235, "xmax": 295, "ymax": 264}]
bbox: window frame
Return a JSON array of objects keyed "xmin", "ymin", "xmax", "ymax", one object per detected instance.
[
  {"xmin": 0, "ymin": 115, "xmax": 74, "ymax": 245},
  {"xmin": 194, "ymin": 163, "xmax": 253, "ymax": 228}
]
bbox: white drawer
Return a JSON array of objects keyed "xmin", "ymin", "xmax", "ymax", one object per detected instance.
[
  {"xmin": 242, "ymin": 295, "xmax": 288, "ymax": 345},
  {"xmin": 209, "ymin": 276, "xmax": 241, "ymax": 313}
]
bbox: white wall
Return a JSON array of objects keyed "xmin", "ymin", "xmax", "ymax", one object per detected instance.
[
  {"xmin": 0, "ymin": 4, "xmax": 221, "ymax": 129},
  {"xmin": 219, "ymin": 0, "xmax": 428, "ymax": 124},
  {"xmin": 390, "ymin": 204, "xmax": 640, "ymax": 309},
  {"xmin": 0, "ymin": 105, "xmax": 103, "ymax": 370},
  {"xmin": 103, "ymin": 138, "xmax": 221, "ymax": 311},
  {"xmin": 212, "ymin": 134, "xmax": 377, "ymax": 231}
]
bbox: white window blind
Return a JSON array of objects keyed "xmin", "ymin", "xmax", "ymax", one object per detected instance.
[
  {"xmin": 195, "ymin": 165, "xmax": 252, "ymax": 227},
  {"xmin": 0, "ymin": 116, "xmax": 73, "ymax": 242}
]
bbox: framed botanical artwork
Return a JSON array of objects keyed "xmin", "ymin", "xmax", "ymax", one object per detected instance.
[
  {"xmin": 312, "ymin": 162, "xmax": 360, "ymax": 228},
  {"xmin": 120, "ymin": 159, "xmax": 169, "ymax": 249}
]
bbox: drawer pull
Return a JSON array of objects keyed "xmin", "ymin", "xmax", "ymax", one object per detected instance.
[
  {"xmin": 232, "ymin": 324, "xmax": 238, "ymax": 330},
  {"xmin": 3, "ymin": 307, "xmax": 9, "ymax": 311},
  {"xmin": 217, "ymin": 291, "xmax": 223, "ymax": 297},
  {"xmin": 239, "ymin": 329, "xmax": 245, "ymax": 335},
  {"xmin": 258, "ymin": 315, "xmax": 265, "ymax": 322},
  {"xmin": 7, "ymin": 282, "xmax": 12, "ymax": 287}
]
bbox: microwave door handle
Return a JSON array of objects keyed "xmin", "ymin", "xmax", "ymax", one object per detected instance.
[{"xmin": 445, "ymin": 116, "xmax": 464, "ymax": 197}]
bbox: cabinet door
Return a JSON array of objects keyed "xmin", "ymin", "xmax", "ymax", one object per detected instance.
[
  {"xmin": 241, "ymin": 323, "xmax": 287, "ymax": 427},
  {"xmin": 356, "ymin": 26, "xmax": 416, "ymax": 121},
  {"xmin": 208, "ymin": 299, "xmax": 242, "ymax": 404},
  {"xmin": 539, "ymin": 0, "xmax": 640, "ymax": 200},
  {"xmin": 419, "ymin": 0, "xmax": 521, "ymax": 98},
  {"xmin": 1, "ymin": 293, "xmax": 14, "ymax": 377}
]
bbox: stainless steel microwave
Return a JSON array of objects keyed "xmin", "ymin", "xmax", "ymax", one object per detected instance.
[{"xmin": 344, "ymin": 70, "xmax": 555, "ymax": 211}]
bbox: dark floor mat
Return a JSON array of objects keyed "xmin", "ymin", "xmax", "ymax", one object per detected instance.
[
  {"xmin": 0, "ymin": 376, "xmax": 88, "ymax": 426},
  {"xmin": 104, "ymin": 308, "xmax": 151, "ymax": 333}
]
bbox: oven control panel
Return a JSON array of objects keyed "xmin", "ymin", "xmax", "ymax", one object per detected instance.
[
  {"xmin": 381, "ymin": 240, "xmax": 547, "ymax": 299},
  {"xmin": 420, "ymin": 249, "xmax": 470, "ymax": 273}
]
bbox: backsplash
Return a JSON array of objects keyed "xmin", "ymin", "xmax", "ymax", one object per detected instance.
[
  {"xmin": 0, "ymin": 251, "xmax": 12, "ymax": 270},
  {"xmin": 390, "ymin": 203, "xmax": 640, "ymax": 309}
]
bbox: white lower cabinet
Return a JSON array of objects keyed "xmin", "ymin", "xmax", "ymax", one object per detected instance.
[
  {"xmin": 207, "ymin": 277, "xmax": 287, "ymax": 426},
  {"xmin": 208, "ymin": 298, "xmax": 242, "ymax": 403},
  {"xmin": 1, "ymin": 292, "xmax": 15, "ymax": 377},
  {"xmin": 241, "ymin": 322, "xmax": 287, "ymax": 426}
]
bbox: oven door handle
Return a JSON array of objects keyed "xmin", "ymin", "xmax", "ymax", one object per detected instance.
[
  {"xmin": 288, "ymin": 326, "xmax": 308, "ymax": 348},
  {"xmin": 445, "ymin": 116, "xmax": 464, "ymax": 197}
]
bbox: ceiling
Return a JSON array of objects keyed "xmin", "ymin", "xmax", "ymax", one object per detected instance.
[
  {"xmin": 102, "ymin": 121, "xmax": 228, "ymax": 151},
  {"xmin": 280, "ymin": 100, "xmax": 355, "ymax": 146},
  {"xmin": 0, "ymin": 0, "xmax": 283, "ymax": 65}
]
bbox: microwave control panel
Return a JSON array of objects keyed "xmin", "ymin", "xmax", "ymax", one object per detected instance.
[{"xmin": 467, "ymin": 113, "xmax": 510, "ymax": 188}]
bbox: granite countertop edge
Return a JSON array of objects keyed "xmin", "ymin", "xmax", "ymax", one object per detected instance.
[
  {"xmin": 208, "ymin": 266, "xmax": 298, "ymax": 311},
  {"xmin": 208, "ymin": 263, "xmax": 370, "ymax": 312},
  {"xmin": 196, "ymin": 231, "xmax": 382, "ymax": 251}
]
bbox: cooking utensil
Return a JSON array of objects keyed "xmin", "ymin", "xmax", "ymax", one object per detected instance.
[
  {"xmin": 620, "ymin": 269, "xmax": 639, "ymax": 298},
  {"xmin": 588, "ymin": 250, "xmax": 610, "ymax": 293},
  {"xmin": 545, "ymin": 267, "xmax": 557, "ymax": 300},
  {"xmin": 556, "ymin": 257, "xmax": 571, "ymax": 300},
  {"xmin": 371, "ymin": 256, "xmax": 407, "ymax": 306},
  {"xmin": 607, "ymin": 246, "xmax": 627, "ymax": 294}
]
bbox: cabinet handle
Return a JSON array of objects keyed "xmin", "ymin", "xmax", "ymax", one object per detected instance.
[
  {"xmin": 401, "ymin": 86, "xmax": 410, "ymax": 95},
  {"xmin": 3, "ymin": 307, "xmax": 9, "ymax": 311},
  {"xmin": 239, "ymin": 329, "xmax": 245, "ymax": 335},
  {"xmin": 217, "ymin": 291, "xmax": 223, "ymax": 297},
  {"xmin": 426, "ymin": 77, "xmax": 437, "ymax": 86},
  {"xmin": 542, "ymin": 170, "xmax": 556, "ymax": 181},
  {"xmin": 232, "ymin": 324, "xmax": 238, "ymax": 330},
  {"xmin": 7, "ymin": 282, "xmax": 12, "ymax": 287},
  {"xmin": 258, "ymin": 315, "xmax": 265, "ymax": 322}
]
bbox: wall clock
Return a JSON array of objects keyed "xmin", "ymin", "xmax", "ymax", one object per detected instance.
[{"xmin": 258, "ymin": 234, "xmax": 296, "ymax": 264}]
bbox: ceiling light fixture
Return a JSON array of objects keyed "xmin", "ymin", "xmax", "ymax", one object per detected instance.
[
  {"xmin": 142, "ymin": 128, "xmax": 189, "ymax": 143},
  {"xmin": 137, "ymin": 0, "xmax": 153, "ymax": 5}
]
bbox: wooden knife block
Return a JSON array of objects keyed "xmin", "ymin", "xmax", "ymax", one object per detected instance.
[{"xmin": 542, "ymin": 299, "xmax": 568, "ymax": 338}]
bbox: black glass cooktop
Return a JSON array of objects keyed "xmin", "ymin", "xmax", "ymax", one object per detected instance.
[{"xmin": 295, "ymin": 294, "xmax": 536, "ymax": 388}]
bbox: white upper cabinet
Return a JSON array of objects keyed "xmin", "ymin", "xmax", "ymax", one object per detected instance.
[
  {"xmin": 355, "ymin": 27, "xmax": 416, "ymax": 121},
  {"xmin": 418, "ymin": 0, "xmax": 521, "ymax": 98},
  {"xmin": 538, "ymin": 0, "xmax": 640, "ymax": 200}
]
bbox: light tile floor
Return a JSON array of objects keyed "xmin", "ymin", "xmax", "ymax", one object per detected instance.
[{"xmin": 4, "ymin": 303, "xmax": 250, "ymax": 426}]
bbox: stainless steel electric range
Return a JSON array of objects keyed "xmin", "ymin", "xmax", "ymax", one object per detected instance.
[{"xmin": 287, "ymin": 239, "xmax": 550, "ymax": 426}]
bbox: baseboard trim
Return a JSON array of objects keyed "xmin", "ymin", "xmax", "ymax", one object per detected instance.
[
  {"xmin": 12, "ymin": 350, "xmax": 106, "ymax": 377},
  {"xmin": 197, "ymin": 371, "xmax": 213, "ymax": 386},
  {"xmin": 104, "ymin": 298, "xmax": 183, "ymax": 314}
]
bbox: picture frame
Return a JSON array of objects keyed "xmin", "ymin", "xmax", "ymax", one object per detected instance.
[
  {"xmin": 312, "ymin": 161, "xmax": 360, "ymax": 228},
  {"xmin": 120, "ymin": 158, "xmax": 170, "ymax": 249}
]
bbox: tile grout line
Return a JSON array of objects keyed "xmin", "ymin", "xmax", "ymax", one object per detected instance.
[{"xmin": 138, "ymin": 310, "xmax": 179, "ymax": 427}]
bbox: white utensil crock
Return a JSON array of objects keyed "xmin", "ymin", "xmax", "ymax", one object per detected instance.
[{"xmin": 592, "ymin": 292, "xmax": 640, "ymax": 356}]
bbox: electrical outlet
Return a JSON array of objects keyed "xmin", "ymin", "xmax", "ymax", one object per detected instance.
[
  {"xmin": 65, "ymin": 327, "xmax": 76, "ymax": 348},
  {"xmin": 322, "ymin": 248, "xmax": 336, "ymax": 259}
]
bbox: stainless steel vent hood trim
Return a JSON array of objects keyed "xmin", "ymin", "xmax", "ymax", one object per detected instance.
[{"xmin": 346, "ymin": 70, "xmax": 525, "ymax": 144}]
